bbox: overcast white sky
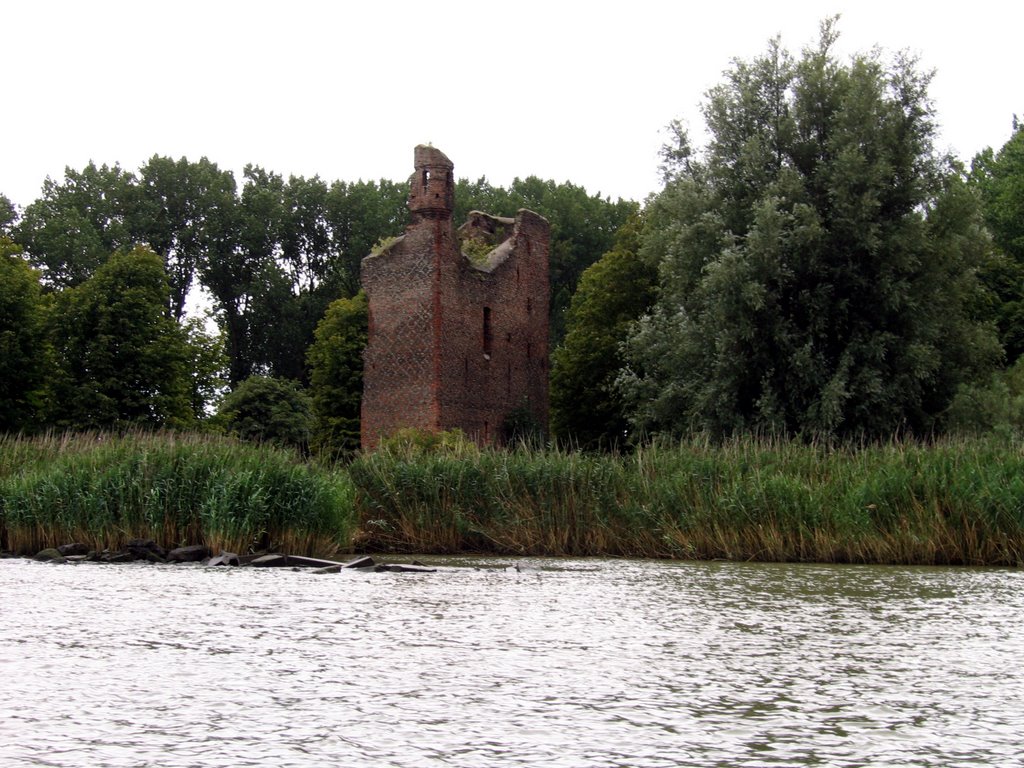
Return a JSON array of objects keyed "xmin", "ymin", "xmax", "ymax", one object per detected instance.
[{"xmin": 3, "ymin": 1, "xmax": 1021, "ymax": 210}]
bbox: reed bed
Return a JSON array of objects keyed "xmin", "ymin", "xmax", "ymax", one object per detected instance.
[
  {"xmin": 0, "ymin": 431, "xmax": 355, "ymax": 556},
  {"xmin": 4, "ymin": 430, "xmax": 1023, "ymax": 566},
  {"xmin": 347, "ymin": 435, "xmax": 1024, "ymax": 565}
]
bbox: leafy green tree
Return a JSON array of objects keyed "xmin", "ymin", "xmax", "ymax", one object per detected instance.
[
  {"xmin": 0, "ymin": 239, "xmax": 51, "ymax": 432},
  {"xmin": 974, "ymin": 118, "xmax": 1024, "ymax": 262},
  {"xmin": 946, "ymin": 356, "xmax": 1024, "ymax": 436},
  {"xmin": 325, "ymin": 178, "xmax": 409, "ymax": 296},
  {"xmin": 215, "ymin": 375, "xmax": 314, "ymax": 451},
  {"xmin": 16, "ymin": 157, "xmax": 238, "ymax": 321},
  {"xmin": 266, "ymin": 173, "xmax": 404, "ymax": 383},
  {"xmin": 50, "ymin": 246, "xmax": 194, "ymax": 429},
  {"xmin": 135, "ymin": 155, "xmax": 238, "ymax": 320},
  {"xmin": 621, "ymin": 20, "xmax": 1000, "ymax": 440},
  {"xmin": 16, "ymin": 162, "xmax": 137, "ymax": 288},
  {"xmin": 0, "ymin": 195, "xmax": 16, "ymax": 237},
  {"xmin": 181, "ymin": 316, "xmax": 228, "ymax": 420},
  {"xmin": 198, "ymin": 164, "xmax": 280, "ymax": 385},
  {"xmin": 200, "ymin": 170, "xmax": 409, "ymax": 387},
  {"xmin": 280, "ymin": 173, "xmax": 332, "ymax": 293},
  {"xmin": 550, "ymin": 215, "xmax": 657, "ymax": 448},
  {"xmin": 307, "ymin": 290, "xmax": 368, "ymax": 458},
  {"xmin": 453, "ymin": 177, "xmax": 514, "ymax": 224},
  {"xmin": 972, "ymin": 119, "xmax": 1024, "ymax": 361}
]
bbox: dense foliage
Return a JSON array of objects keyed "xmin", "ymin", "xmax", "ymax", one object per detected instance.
[
  {"xmin": 0, "ymin": 195, "xmax": 16, "ymax": 237},
  {"xmin": 49, "ymin": 246, "xmax": 197, "ymax": 430},
  {"xmin": 8, "ymin": 157, "xmax": 405, "ymax": 386},
  {"xmin": 307, "ymin": 290, "xmax": 368, "ymax": 459},
  {"xmin": 974, "ymin": 119, "xmax": 1024, "ymax": 267},
  {"xmin": 619, "ymin": 21, "xmax": 1001, "ymax": 441},
  {"xmin": 972, "ymin": 120, "xmax": 1024, "ymax": 362},
  {"xmin": 549, "ymin": 214, "xmax": 657, "ymax": 448},
  {"xmin": 3, "ymin": 156, "xmax": 630, "ymax": 445},
  {"xmin": 215, "ymin": 375, "xmax": 315, "ymax": 451},
  {"xmin": 0, "ymin": 239, "xmax": 50, "ymax": 432}
]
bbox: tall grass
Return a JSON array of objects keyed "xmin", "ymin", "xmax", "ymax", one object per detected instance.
[
  {"xmin": 347, "ymin": 434, "xmax": 1024, "ymax": 565},
  {"xmin": 4, "ymin": 430, "xmax": 1024, "ymax": 566},
  {"xmin": 0, "ymin": 431, "xmax": 356, "ymax": 556}
]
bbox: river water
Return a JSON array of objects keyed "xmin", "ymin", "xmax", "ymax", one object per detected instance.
[{"xmin": 0, "ymin": 556, "xmax": 1021, "ymax": 767}]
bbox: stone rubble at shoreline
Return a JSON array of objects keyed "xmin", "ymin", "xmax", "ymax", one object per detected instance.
[{"xmin": 3, "ymin": 540, "xmax": 438, "ymax": 573}]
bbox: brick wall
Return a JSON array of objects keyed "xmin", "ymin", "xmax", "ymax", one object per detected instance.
[{"xmin": 360, "ymin": 146, "xmax": 549, "ymax": 449}]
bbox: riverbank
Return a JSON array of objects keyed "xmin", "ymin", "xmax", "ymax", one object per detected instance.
[{"xmin": 2, "ymin": 431, "xmax": 1023, "ymax": 566}]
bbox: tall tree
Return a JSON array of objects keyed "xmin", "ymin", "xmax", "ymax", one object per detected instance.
[
  {"xmin": 199, "ymin": 165, "xmax": 282, "ymax": 385},
  {"xmin": 181, "ymin": 316, "xmax": 228, "ymax": 421},
  {"xmin": 280, "ymin": 174, "xmax": 332, "ymax": 294},
  {"xmin": 215, "ymin": 375, "xmax": 315, "ymax": 451},
  {"xmin": 16, "ymin": 162, "xmax": 137, "ymax": 288},
  {"xmin": 974, "ymin": 118, "xmax": 1024, "ymax": 262},
  {"xmin": 135, "ymin": 155, "xmax": 238, "ymax": 320},
  {"xmin": 0, "ymin": 239, "xmax": 51, "ymax": 432},
  {"xmin": 621, "ymin": 20, "xmax": 1000, "ymax": 440},
  {"xmin": 972, "ymin": 119, "xmax": 1024, "ymax": 362},
  {"xmin": 549, "ymin": 215, "xmax": 656, "ymax": 448},
  {"xmin": 307, "ymin": 290, "xmax": 368, "ymax": 458},
  {"xmin": 50, "ymin": 246, "xmax": 194, "ymax": 429},
  {"xmin": 275, "ymin": 174, "xmax": 382, "ymax": 383},
  {"xmin": 0, "ymin": 194, "xmax": 16, "ymax": 237},
  {"xmin": 199, "ymin": 169, "xmax": 409, "ymax": 386},
  {"xmin": 325, "ymin": 178, "xmax": 409, "ymax": 296}
]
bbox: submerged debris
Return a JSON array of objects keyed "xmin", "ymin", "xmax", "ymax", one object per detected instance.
[{"xmin": 26, "ymin": 545, "xmax": 442, "ymax": 574}]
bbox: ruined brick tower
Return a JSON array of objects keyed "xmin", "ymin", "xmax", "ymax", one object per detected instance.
[{"xmin": 360, "ymin": 145, "xmax": 550, "ymax": 450}]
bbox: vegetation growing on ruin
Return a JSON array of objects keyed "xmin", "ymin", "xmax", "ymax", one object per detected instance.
[
  {"xmin": 369, "ymin": 235, "xmax": 402, "ymax": 256},
  {"xmin": 460, "ymin": 236, "xmax": 496, "ymax": 266}
]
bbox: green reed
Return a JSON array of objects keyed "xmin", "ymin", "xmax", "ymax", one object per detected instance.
[
  {"xmin": 5, "ymin": 430, "xmax": 1023, "ymax": 565},
  {"xmin": 0, "ymin": 431, "xmax": 355, "ymax": 556},
  {"xmin": 346, "ymin": 434, "xmax": 1024, "ymax": 565}
]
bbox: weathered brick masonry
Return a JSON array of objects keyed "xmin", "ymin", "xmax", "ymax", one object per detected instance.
[{"xmin": 360, "ymin": 146, "xmax": 550, "ymax": 449}]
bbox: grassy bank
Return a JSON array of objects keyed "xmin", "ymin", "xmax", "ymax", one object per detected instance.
[
  {"xmin": 3, "ymin": 431, "xmax": 1023, "ymax": 566},
  {"xmin": 349, "ymin": 436, "xmax": 1024, "ymax": 566},
  {"xmin": 0, "ymin": 431, "xmax": 355, "ymax": 556}
]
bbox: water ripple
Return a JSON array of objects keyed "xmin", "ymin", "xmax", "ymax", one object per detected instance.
[{"xmin": 1, "ymin": 558, "xmax": 1022, "ymax": 766}]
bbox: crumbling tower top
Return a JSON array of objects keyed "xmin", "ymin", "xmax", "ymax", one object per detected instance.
[{"xmin": 409, "ymin": 144, "xmax": 454, "ymax": 221}]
